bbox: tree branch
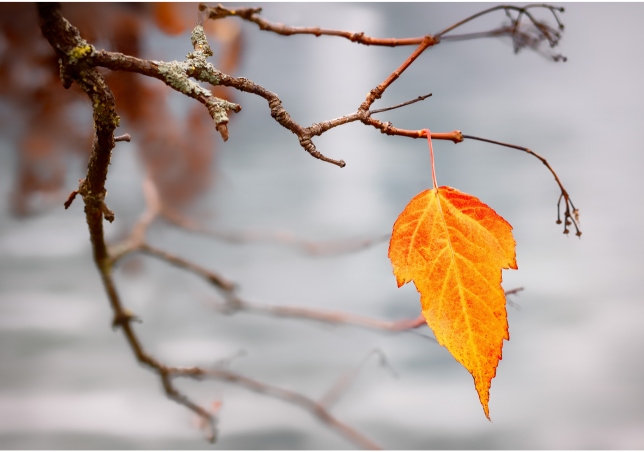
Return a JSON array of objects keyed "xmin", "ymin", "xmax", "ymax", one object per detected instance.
[
  {"xmin": 86, "ymin": 29, "xmax": 458, "ymax": 168},
  {"xmin": 463, "ymin": 135, "xmax": 580, "ymax": 235},
  {"xmin": 369, "ymin": 93, "xmax": 432, "ymax": 115},
  {"xmin": 201, "ymin": 3, "xmax": 427, "ymax": 48},
  {"xmin": 39, "ymin": 1, "xmax": 574, "ymax": 446},
  {"xmin": 37, "ymin": 3, "xmax": 226, "ymax": 443},
  {"xmin": 170, "ymin": 365, "xmax": 381, "ymax": 450}
]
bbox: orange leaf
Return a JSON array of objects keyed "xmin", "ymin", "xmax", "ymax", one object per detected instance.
[
  {"xmin": 152, "ymin": 3, "xmax": 189, "ymax": 36},
  {"xmin": 389, "ymin": 186, "xmax": 517, "ymax": 419}
]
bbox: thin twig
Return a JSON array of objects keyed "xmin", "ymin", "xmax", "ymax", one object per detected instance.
[
  {"xmin": 213, "ymin": 294, "xmax": 429, "ymax": 333},
  {"xmin": 209, "ymin": 289, "xmax": 526, "ymax": 334},
  {"xmin": 463, "ymin": 135, "xmax": 580, "ymax": 235},
  {"xmin": 171, "ymin": 365, "xmax": 381, "ymax": 450},
  {"xmin": 320, "ymin": 349, "xmax": 398, "ymax": 410},
  {"xmin": 201, "ymin": 3, "xmax": 426, "ymax": 48},
  {"xmin": 360, "ymin": 36, "xmax": 436, "ymax": 112},
  {"xmin": 163, "ymin": 212, "xmax": 391, "ymax": 257},
  {"xmin": 436, "ymin": 4, "xmax": 564, "ymax": 38},
  {"xmin": 435, "ymin": 4, "xmax": 566, "ymax": 61},
  {"xmin": 504, "ymin": 287, "xmax": 524, "ymax": 296},
  {"xmin": 369, "ymin": 94, "xmax": 432, "ymax": 115},
  {"xmin": 139, "ymin": 244, "xmax": 236, "ymax": 291},
  {"xmin": 63, "ymin": 189, "xmax": 78, "ymax": 209}
]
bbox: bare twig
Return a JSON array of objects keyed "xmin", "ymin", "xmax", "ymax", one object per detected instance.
[
  {"xmin": 37, "ymin": 2, "xmax": 217, "ymax": 441},
  {"xmin": 504, "ymin": 287, "xmax": 524, "ymax": 296},
  {"xmin": 41, "ymin": 1, "xmax": 571, "ymax": 446},
  {"xmin": 201, "ymin": 3, "xmax": 427, "ymax": 48},
  {"xmin": 360, "ymin": 36, "xmax": 437, "ymax": 112},
  {"xmin": 463, "ymin": 135, "xmax": 580, "ymax": 236},
  {"xmin": 369, "ymin": 93, "xmax": 432, "ymax": 115},
  {"xmin": 140, "ymin": 244, "xmax": 236, "ymax": 292},
  {"xmin": 63, "ymin": 189, "xmax": 78, "ymax": 209},
  {"xmin": 212, "ymin": 294, "xmax": 429, "ymax": 333},
  {"xmin": 505, "ymin": 286, "xmax": 524, "ymax": 311},
  {"xmin": 436, "ymin": 4, "xmax": 566, "ymax": 61},
  {"xmin": 164, "ymin": 212, "xmax": 391, "ymax": 257},
  {"xmin": 171, "ymin": 365, "xmax": 381, "ymax": 450},
  {"xmin": 436, "ymin": 4, "xmax": 564, "ymax": 39},
  {"xmin": 86, "ymin": 31, "xmax": 459, "ymax": 168},
  {"xmin": 320, "ymin": 349, "xmax": 398, "ymax": 410}
]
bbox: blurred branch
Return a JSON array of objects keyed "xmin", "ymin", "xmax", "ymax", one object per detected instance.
[
  {"xmin": 320, "ymin": 349, "xmax": 398, "ymax": 410},
  {"xmin": 164, "ymin": 211, "xmax": 391, "ymax": 257},
  {"xmin": 211, "ymin": 295, "xmax": 430, "ymax": 333},
  {"xmin": 437, "ymin": 4, "xmax": 566, "ymax": 61},
  {"xmin": 170, "ymin": 366, "xmax": 381, "ymax": 450}
]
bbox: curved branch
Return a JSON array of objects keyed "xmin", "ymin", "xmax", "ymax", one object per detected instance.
[
  {"xmin": 436, "ymin": 4, "xmax": 564, "ymax": 39},
  {"xmin": 201, "ymin": 3, "xmax": 427, "ymax": 48},
  {"xmin": 463, "ymin": 135, "xmax": 580, "ymax": 236}
]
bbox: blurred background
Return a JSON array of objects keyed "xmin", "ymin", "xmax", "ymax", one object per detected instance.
[{"xmin": 1, "ymin": 2, "xmax": 643, "ymax": 449}]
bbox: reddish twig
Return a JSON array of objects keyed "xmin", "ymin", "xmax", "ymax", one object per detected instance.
[
  {"xmin": 360, "ymin": 36, "xmax": 437, "ymax": 112},
  {"xmin": 63, "ymin": 189, "xmax": 78, "ymax": 209},
  {"xmin": 201, "ymin": 4, "xmax": 427, "ymax": 48}
]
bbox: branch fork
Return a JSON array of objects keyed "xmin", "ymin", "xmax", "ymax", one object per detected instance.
[{"xmin": 38, "ymin": 2, "xmax": 578, "ymax": 447}]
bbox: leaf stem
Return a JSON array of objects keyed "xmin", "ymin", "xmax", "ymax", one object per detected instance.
[{"xmin": 424, "ymin": 129, "xmax": 438, "ymax": 189}]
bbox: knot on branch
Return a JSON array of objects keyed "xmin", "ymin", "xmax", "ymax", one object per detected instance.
[
  {"xmin": 112, "ymin": 309, "xmax": 141, "ymax": 329},
  {"xmin": 379, "ymin": 121, "xmax": 394, "ymax": 135},
  {"xmin": 308, "ymin": 123, "xmax": 323, "ymax": 137},
  {"xmin": 77, "ymin": 179, "xmax": 115, "ymax": 223},
  {"xmin": 350, "ymin": 31, "xmax": 365, "ymax": 43},
  {"xmin": 268, "ymin": 97, "xmax": 291, "ymax": 124}
]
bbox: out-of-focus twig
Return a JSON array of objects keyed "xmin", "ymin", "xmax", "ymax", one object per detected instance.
[{"xmin": 320, "ymin": 349, "xmax": 398, "ymax": 410}]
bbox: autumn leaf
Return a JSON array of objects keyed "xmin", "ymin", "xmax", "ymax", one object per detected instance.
[{"xmin": 389, "ymin": 130, "xmax": 517, "ymax": 420}]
